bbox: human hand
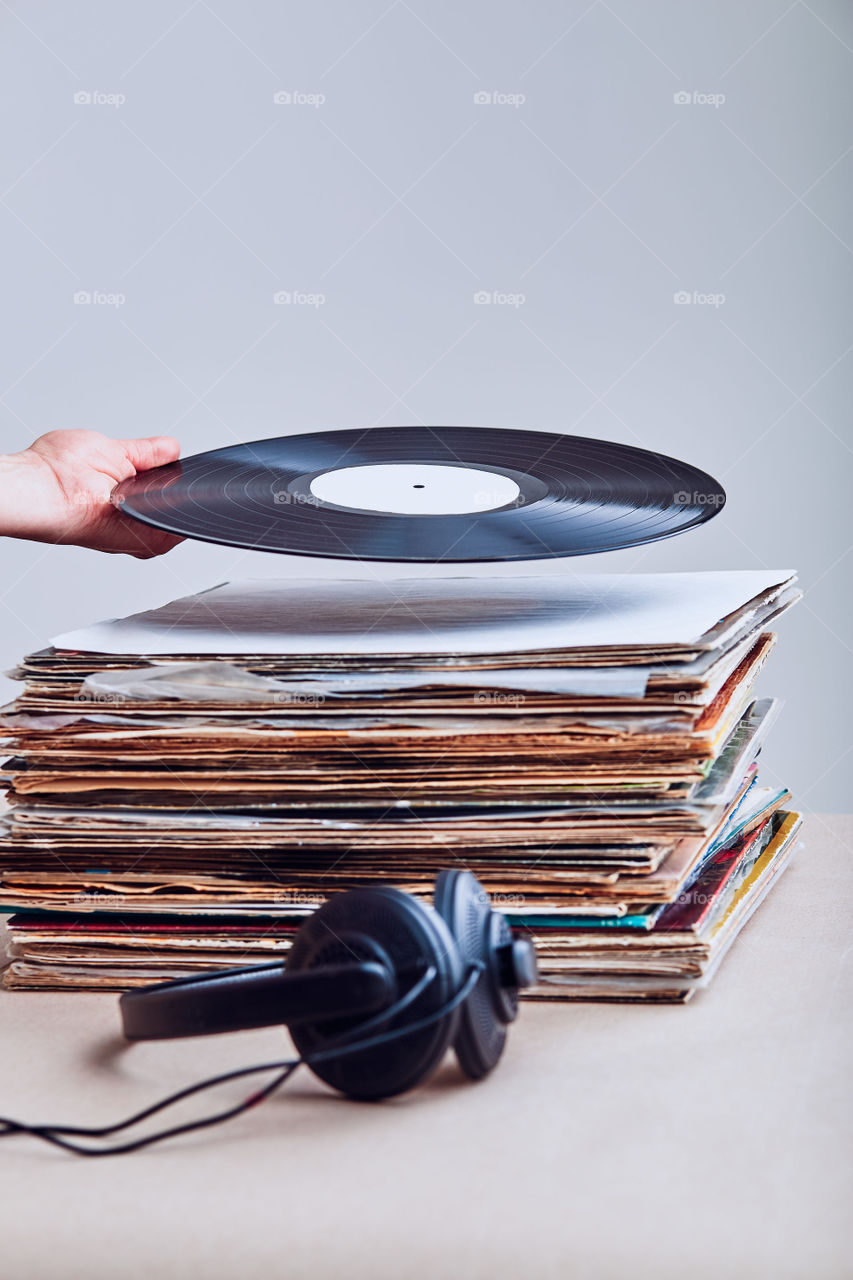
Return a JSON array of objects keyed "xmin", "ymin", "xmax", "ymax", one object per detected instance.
[{"xmin": 0, "ymin": 430, "xmax": 183, "ymax": 558}]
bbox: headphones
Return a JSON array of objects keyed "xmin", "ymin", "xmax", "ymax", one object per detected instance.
[{"xmin": 0, "ymin": 870, "xmax": 537, "ymax": 1156}]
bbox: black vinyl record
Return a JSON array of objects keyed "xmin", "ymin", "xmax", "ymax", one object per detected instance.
[{"xmin": 113, "ymin": 427, "xmax": 726, "ymax": 562}]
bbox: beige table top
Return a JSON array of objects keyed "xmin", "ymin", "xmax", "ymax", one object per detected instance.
[{"xmin": 0, "ymin": 814, "xmax": 850, "ymax": 1280}]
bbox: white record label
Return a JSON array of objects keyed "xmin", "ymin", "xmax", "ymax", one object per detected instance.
[{"xmin": 309, "ymin": 463, "xmax": 521, "ymax": 515}]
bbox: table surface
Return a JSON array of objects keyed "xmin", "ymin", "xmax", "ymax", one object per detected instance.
[{"xmin": 0, "ymin": 814, "xmax": 850, "ymax": 1280}]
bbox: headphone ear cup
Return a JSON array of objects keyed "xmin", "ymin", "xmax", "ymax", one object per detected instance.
[
  {"xmin": 434, "ymin": 869, "xmax": 509, "ymax": 1080},
  {"xmin": 287, "ymin": 886, "xmax": 463, "ymax": 1101}
]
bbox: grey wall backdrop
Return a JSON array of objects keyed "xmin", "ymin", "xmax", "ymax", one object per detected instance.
[{"xmin": 0, "ymin": 1, "xmax": 850, "ymax": 809}]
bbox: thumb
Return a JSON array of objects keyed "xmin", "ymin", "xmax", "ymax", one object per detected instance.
[{"xmin": 121, "ymin": 435, "xmax": 181, "ymax": 473}]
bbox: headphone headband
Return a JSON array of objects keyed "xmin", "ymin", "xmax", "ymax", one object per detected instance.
[{"xmin": 120, "ymin": 960, "xmax": 396, "ymax": 1041}]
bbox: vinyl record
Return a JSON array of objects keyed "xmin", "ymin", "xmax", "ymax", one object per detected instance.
[{"xmin": 113, "ymin": 427, "xmax": 726, "ymax": 562}]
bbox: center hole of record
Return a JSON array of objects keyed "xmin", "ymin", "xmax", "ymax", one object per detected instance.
[{"xmin": 308, "ymin": 464, "xmax": 522, "ymax": 516}]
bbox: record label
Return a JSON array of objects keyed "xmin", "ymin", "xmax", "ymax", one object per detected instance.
[
  {"xmin": 114, "ymin": 426, "xmax": 726, "ymax": 562},
  {"xmin": 308, "ymin": 463, "xmax": 521, "ymax": 515}
]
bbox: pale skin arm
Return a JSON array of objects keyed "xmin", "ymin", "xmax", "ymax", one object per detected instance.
[{"xmin": 0, "ymin": 430, "xmax": 183, "ymax": 558}]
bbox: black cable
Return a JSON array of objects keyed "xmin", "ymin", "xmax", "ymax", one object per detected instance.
[
  {"xmin": 0, "ymin": 964, "xmax": 438, "ymax": 1156},
  {"xmin": 0, "ymin": 962, "xmax": 482, "ymax": 1157},
  {"xmin": 0, "ymin": 963, "xmax": 440, "ymax": 1155},
  {"xmin": 0, "ymin": 1062, "xmax": 302, "ymax": 1158}
]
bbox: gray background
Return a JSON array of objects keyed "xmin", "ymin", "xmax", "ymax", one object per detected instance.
[{"xmin": 0, "ymin": 0, "xmax": 850, "ymax": 808}]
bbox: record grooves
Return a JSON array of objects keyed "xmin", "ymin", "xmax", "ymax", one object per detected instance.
[{"xmin": 114, "ymin": 427, "xmax": 726, "ymax": 562}]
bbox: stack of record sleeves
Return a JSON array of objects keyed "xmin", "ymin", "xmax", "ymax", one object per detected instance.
[{"xmin": 0, "ymin": 569, "xmax": 802, "ymax": 1002}]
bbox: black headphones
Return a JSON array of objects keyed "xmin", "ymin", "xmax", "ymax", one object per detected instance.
[{"xmin": 1, "ymin": 870, "xmax": 537, "ymax": 1156}]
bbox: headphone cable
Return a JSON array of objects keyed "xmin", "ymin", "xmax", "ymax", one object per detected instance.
[{"xmin": 0, "ymin": 961, "xmax": 483, "ymax": 1157}]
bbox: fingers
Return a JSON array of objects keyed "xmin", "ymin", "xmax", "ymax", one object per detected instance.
[
  {"xmin": 113, "ymin": 516, "xmax": 184, "ymax": 559},
  {"xmin": 129, "ymin": 529, "xmax": 185, "ymax": 559},
  {"xmin": 121, "ymin": 435, "xmax": 181, "ymax": 473},
  {"xmin": 112, "ymin": 528, "xmax": 185, "ymax": 559},
  {"xmin": 76, "ymin": 506, "xmax": 185, "ymax": 558}
]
